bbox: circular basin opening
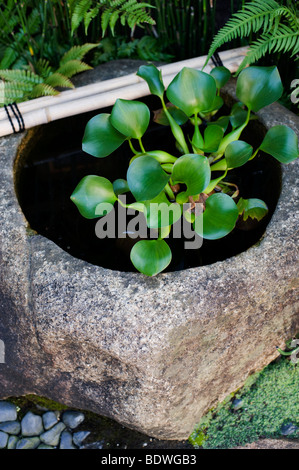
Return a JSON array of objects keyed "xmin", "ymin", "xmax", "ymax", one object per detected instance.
[{"xmin": 15, "ymin": 95, "xmax": 282, "ymax": 272}]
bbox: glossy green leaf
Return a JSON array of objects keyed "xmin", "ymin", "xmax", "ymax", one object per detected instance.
[
  {"xmin": 145, "ymin": 150, "xmax": 177, "ymax": 163},
  {"xmin": 210, "ymin": 159, "xmax": 227, "ymax": 172},
  {"xmin": 183, "ymin": 210, "xmax": 195, "ymax": 224},
  {"xmin": 113, "ymin": 179, "xmax": 130, "ymax": 196},
  {"xmin": 200, "ymin": 95, "xmax": 223, "ymax": 115},
  {"xmin": 142, "ymin": 191, "xmax": 182, "ymax": 229},
  {"xmin": 172, "ymin": 154, "xmax": 211, "ymax": 196},
  {"xmin": 176, "ymin": 192, "xmax": 189, "ymax": 205},
  {"xmin": 166, "ymin": 67, "xmax": 217, "ymax": 117},
  {"xmin": 237, "ymin": 197, "xmax": 268, "ymax": 221},
  {"xmin": 159, "ymin": 225, "xmax": 172, "ymax": 239},
  {"xmin": 236, "ymin": 66, "xmax": 283, "ymax": 112},
  {"xmin": 127, "ymin": 155, "xmax": 169, "ymax": 201},
  {"xmin": 203, "ymin": 170, "xmax": 227, "ymax": 194},
  {"xmin": 70, "ymin": 175, "xmax": 116, "ymax": 219},
  {"xmin": 225, "ymin": 140, "xmax": 253, "ymax": 169},
  {"xmin": 203, "ymin": 125, "xmax": 224, "ymax": 152},
  {"xmin": 216, "ymin": 110, "xmax": 250, "ymax": 157},
  {"xmin": 137, "ymin": 64, "xmax": 165, "ymax": 98},
  {"xmin": 210, "ymin": 66, "xmax": 231, "ymax": 89},
  {"xmin": 207, "ymin": 116, "xmax": 230, "ymax": 133},
  {"xmin": 153, "ymin": 104, "xmax": 189, "ymax": 126},
  {"xmin": 191, "ymin": 124, "xmax": 204, "ymax": 150},
  {"xmin": 259, "ymin": 125, "xmax": 299, "ymax": 163},
  {"xmin": 82, "ymin": 113, "xmax": 127, "ymax": 158},
  {"xmin": 130, "ymin": 239, "xmax": 172, "ymax": 276},
  {"xmin": 162, "ymin": 106, "xmax": 190, "ymax": 154},
  {"xmin": 193, "ymin": 192, "xmax": 239, "ymax": 239},
  {"xmin": 110, "ymin": 99, "xmax": 150, "ymax": 139},
  {"xmin": 229, "ymin": 103, "xmax": 248, "ymax": 129}
]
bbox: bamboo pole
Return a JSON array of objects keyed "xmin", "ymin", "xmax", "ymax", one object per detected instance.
[
  {"xmin": 0, "ymin": 46, "xmax": 248, "ymax": 120},
  {"xmin": 0, "ymin": 47, "xmax": 248, "ymax": 138}
]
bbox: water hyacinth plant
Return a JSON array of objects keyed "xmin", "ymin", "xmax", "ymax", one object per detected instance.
[{"xmin": 71, "ymin": 64, "xmax": 299, "ymax": 276}]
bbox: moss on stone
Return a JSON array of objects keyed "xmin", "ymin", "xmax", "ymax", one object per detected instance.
[
  {"xmin": 7, "ymin": 395, "xmax": 69, "ymax": 416},
  {"xmin": 189, "ymin": 357, "xmax": 299, "ymax": 449}
]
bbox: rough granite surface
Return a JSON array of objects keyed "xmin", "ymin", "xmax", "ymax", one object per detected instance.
[{"xmin": 0, "ymin": 61, "xmax": 298, "ymax": 440}]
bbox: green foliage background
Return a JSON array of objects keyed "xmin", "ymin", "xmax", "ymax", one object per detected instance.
[{"xmin": 190, "ymin": 357, "xmax": 299, "ymax": 448}]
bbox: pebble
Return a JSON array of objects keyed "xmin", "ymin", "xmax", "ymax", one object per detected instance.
[
  {"xmin": 40, "ymin": 422, "xmax": 66, "ymax": 446},
  {"xmin": 21, "ymin": 411, "xmax": 44, "ymax": 437},
  {"xmin": 60, "ymin": 430, "xmax": 76, "ymax": 449},
  {"xmin": 73, "ymin": 430, "xmax": 90, "ymax": 447},
  {"xmin": 281, "ymin": 423, "xmax": 298, "ymax": 436},
  {"xmin": 0, "ymin": 399, "xmax": 93, "ymax": 449},
  {"xmin": 62, "ymin": 411, "xmax": 85, "ymax": 429},
  {"xmin": 231, "ymin": 399, "xmax": 243, "ymax": 411},
  {"xmin": 42, "ymin": 411, "xmax": 59, "ymax": 430},
  {"xmin": 0, "ymin": 431, "xmax": 9, "ymax": 448},
  {"xmin": 0, "ymin": 401, "xmax": 17, "ymax": 422},
  {"xmin": 7, "ymin": 435, "xmax": 19, "ymax": 449},
  {"xmin": 16, "ymin": 437, "xmax": 40, "ymax": 449},
  {"xmin": 0, "ymin": 420, "xmax": 21, "ymax": 435}
]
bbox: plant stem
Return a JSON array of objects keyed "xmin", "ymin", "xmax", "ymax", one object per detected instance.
[
  {"xmin": 129, "ymin": 139, "xmax": 139, "ymax": 155},
  {"xmin": 249, "ymin": 147, "xmax": 260, "ymax": 160},
  {"xmin": 211, "ymin": 158, "xmax": 227, "ymax": 171},
  {"xmin": 161, "ymin": 163, "xmax": 174, "ymax": 173},
  {"xmin": 192, "ymin": 112, "xmax": 204, "ymax": 150},
  {"xmin": 164, "ymin": 183, "xmax": 176, "ymax": 201},
  {"xmin": 161, "ymin": 95, "xmax": 189, "ymax": 154},
  {"xmin": 48, "ymin": 0, "xmax": 60, "ymax": 66},
  {"xmin": 40, "ymin": 0, "xmax": 48, "ymax": 59},
  {"xmin": 138, "ymin": 138, "xmax": 146, "ymax": 153},
  {"xmin": 14, "ymin": 0, "xmax": 35, "ymax": 65}
]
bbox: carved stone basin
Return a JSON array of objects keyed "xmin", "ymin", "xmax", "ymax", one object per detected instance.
[{"xmin": 0, "ymin": 62, "xmax": 298, "ymax": 440}]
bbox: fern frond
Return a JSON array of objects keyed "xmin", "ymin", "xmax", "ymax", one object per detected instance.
[
  {"xmin": 71, "ymin": 0, "xmax": 155, "ymax": 36},
  {"xmin": 108, "ymin": 10, "xmax": 120, "ymax": 35},
  {"xmin": 0, "ymin": 7, "xmax": 18, "ymax": 36},
  {"xmin": 204, "ymin": 0, "xmax": 283, "ymax": 68},
  {"xmin": 71, "ymin": 0, "xmax": 92, "ymax": 34},
  {"xmin": 56, "ymin": 59, "xmax": 92, "ymax": 78},
  {"xmin": 29, "ymin": 83, "xmax": 59, "ymax": 99},
  {"xmin": 0, "ymin": 80, "xmax": 34, "ymax": 94},
  {"xmin": 84, "ymin": 5, "xmax": 101, "ymax": 34},
  {"xmin": 59, "ymin": 43, "xmax": 99, "ymax": 66},
  {"xmin": 44, "ymin": 73, "xmax": 75, "ymax": 89},
  {"xmin": 275, "ymin": 5, "xmax": 299, "ymax": 31},
  {"xmin": 0, "ymin": 69, "xmax": 43, "ymax": 85},
  {"xmin": 35, "ymin": 59, "xmax": 53, "ymax": 80},
  {"xmin": 237, "ymin": 24, "xmax": 299, "ymax": 72},
  {"xmin": 27, "ymin": 8, "xmax": 40, "ymax": 35},
  {"xmin": 0, "ymin": 47, "xmax": 18, "ymax": 70},
  {"xmin": 0, "ymin": 81, "xmax": 27, "ymax": 105},
  {"xmin": 101, "ymin": 8, "xmax": 113, "ymax": 35}
]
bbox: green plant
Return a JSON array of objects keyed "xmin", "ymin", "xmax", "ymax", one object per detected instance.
[
  {"xmin": 0, "ymin": 0, "xmax": 73, "ymax": 71},
  {"xmin": 91, "ymin": 35, "xmax": 173, "ymax": 65},
  {"xmin": 204, "ymin": 0, "xmax": 299, "ymax": 74},
  {"xmin": 70, "ymin": 64, "xmax": 298, "ymax": 276},
  {"xmin": 0, "ymin": 0, "xmax": 156, "ymax": 104},
  {"xmin": 0, "ymin": 43, "xmax": 98, "ymax": 104},
  {"xmin": 148, "ymin": 0, "xmax": 218, "ymax": 60},
  {"xmin": 189, "ymin": 357, "xmax": 299, "ymax": 449},
  {"xmin": 0, "ymin": 1, "xmax": 99, "ymax": 103},
  {"xmin": 69, "ymin": 0, "xmax": 155, "ymax": 37}
]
